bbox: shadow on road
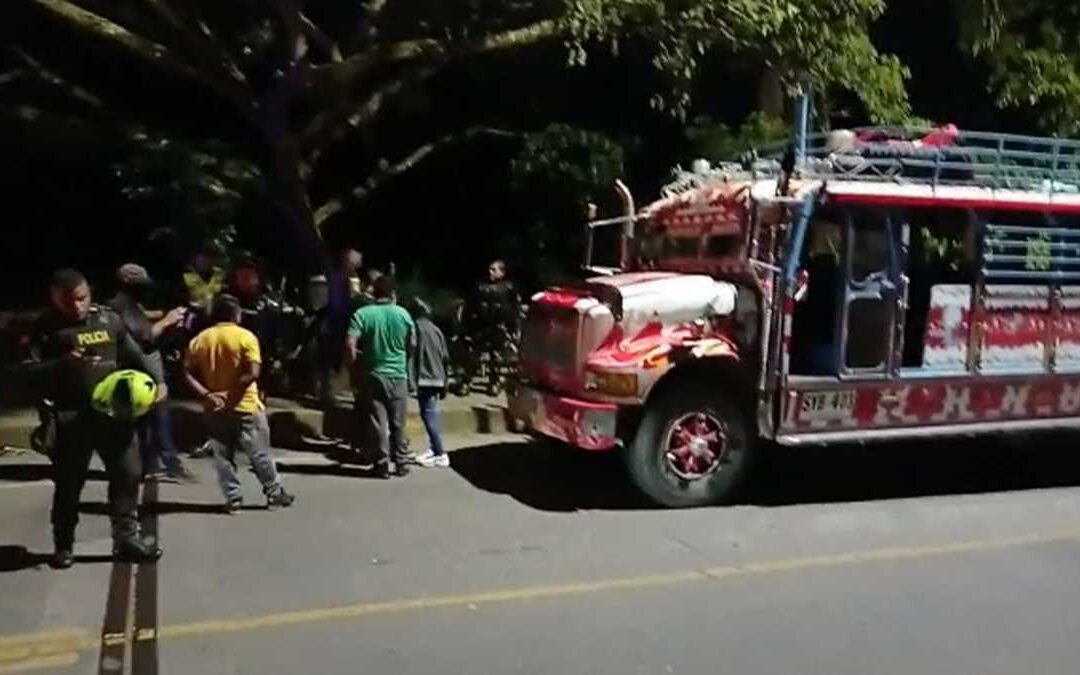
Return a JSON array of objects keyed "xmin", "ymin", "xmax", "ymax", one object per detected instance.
[
  {"xmin": 0, "ymin": 545, "xmax": 111, "ymax": 572},
  {"xmin": 276, "ymin": 463, "xmax": 384, "ymax": 480},
  {"xmin": 452, "ymin": 433, "xmax": 1080, "ymax": 511},
  {"xmin": 451, "ymin": 441, "xmax": 653, "ymax": 512},
  {"xmin": 78, "ymin": 500, "xmax": 268, "ymax": 516},
  {"xmin": 0, "ymin": 464, "xmax": 105, "ymax": 483},
  {"xmin": 748, "ymin": 433, "xmax": 1080, "ymax": 507},
  {"xmin": 0, "ymin": 545, "xmax": 51, "ymax": 571}
]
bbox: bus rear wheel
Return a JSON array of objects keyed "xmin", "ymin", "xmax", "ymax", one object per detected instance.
[{"xmin": 626, "ymin": 385, "xmax": 753, "ymax": 508}]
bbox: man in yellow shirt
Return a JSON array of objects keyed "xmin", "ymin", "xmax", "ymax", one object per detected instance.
[{"xmin": 185, "ymin": 295, "xmax": 295, "ymax": 512}]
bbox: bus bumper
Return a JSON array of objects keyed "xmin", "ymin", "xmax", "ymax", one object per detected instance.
[{"xmin": 508, "ymin": 385, "xmax": 619, "ymax": 451}]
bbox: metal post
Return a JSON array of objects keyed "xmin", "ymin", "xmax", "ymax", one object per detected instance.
[
  {"xmin": 614, "ymin": 180, "xmax": 635, "ymax": 270},
  {"xmin": 796, "ymin": 88, "xmax": 810, "ymax": 166}
]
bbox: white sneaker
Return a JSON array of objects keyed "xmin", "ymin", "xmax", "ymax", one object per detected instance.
[
  {"xmin": 411, "ymin": 450, "xmax": 434, "ymax": 465},
  {"xmin": 417, "ymin": 453, "xmax": 450, "ymax": 468}
]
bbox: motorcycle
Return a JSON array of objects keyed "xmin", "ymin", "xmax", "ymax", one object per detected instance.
[
  {"xmin": 448, "ymin": 301, "xmax": 524, "ymax": 397},
  {"xmin": 247, "ymin": 277, "xmax": 309, "ymax": 397},
  {"xmin": 158, "ymin": 277, "xmax": 311, "ymax": 399}
]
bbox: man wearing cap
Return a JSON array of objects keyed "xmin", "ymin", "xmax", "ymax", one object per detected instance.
[{"xmin": 111, "ymin": 264, "xmax": 195, "ymax": 483}]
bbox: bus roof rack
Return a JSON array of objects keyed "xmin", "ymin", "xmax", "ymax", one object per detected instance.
[{"xmin": 663, "ymin": 126, "xmax": 1080, "ymax": 197}]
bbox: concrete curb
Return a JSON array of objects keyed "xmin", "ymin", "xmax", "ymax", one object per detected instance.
[{"xmin": 0, "ymin": 395, "xmax": 513, "ymax": 452}]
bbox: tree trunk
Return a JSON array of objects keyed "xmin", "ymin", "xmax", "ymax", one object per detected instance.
[
  {"xmin": 266, "ymin": 136, "xmax": 324, "ymax": 276},
  {"xmin": 758, "ymin": 65, "xmax": 785, "ymax": 120}
]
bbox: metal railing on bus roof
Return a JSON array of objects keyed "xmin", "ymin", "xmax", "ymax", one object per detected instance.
[{"xmin": 662, "ymin": 127, "xmax": 1080, "ymax": 198}]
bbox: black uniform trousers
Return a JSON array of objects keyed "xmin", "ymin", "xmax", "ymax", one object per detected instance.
[{"xmin": 51, "ymin": 409, "xmax": 141, "ymax": 548}]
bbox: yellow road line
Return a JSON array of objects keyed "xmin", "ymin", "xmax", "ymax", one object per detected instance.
[
  {"xmin": 0, "ymin": 628, "xmax": 89, "ymax": 663},
  {"xmin": 0, "ymin": 628, "xmax": 87, "ymax": 649},
  {"xmin": 2, "ymin": 529, "xmax": 1078, "ymax": 665},
  {"xmin": 0, "ymin": 652, "xmax": 79, "ymax": 674}
]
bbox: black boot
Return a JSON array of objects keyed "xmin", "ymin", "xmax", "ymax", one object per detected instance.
[
  {"xmin": 52, "ymin": 548, "xmax": 74, "ymax": 569},
  {"xmin": 53, "ymin": 533, "xmax": 74, "ymax": 569},
  {"xmin": 113, "ymin": 535, "xmax": 163, "ymax": 563}
]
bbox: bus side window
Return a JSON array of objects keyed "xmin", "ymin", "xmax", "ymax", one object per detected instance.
[
  {"xmin": 901, "ymin": 207, "xmax": 976, "ymax": 369},
  {"xmin": 844, "ymin": 209, "xmax": 893, "ymax": 371},
  {"xmin": 849, "ymin": 211, "xmax": 891, "ymax": 282}
]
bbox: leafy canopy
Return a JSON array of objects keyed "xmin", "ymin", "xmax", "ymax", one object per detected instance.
[
  {"xmin": 564, "ymin": 0, "xmax": 912, "ymax": 122},
  {"xmin": 956, "ymin": 0, "xmax": 1080, "ymax": 134}
]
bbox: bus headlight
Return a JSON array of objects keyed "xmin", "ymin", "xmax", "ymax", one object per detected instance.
[{"xmin": 585, "ymin": 371, "xmax": 638, "ymax": 398}]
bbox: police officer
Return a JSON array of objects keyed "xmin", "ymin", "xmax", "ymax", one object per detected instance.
[
  {"xmin": 32, "ymin": 269, "xmax": 165, "ymax": 568},
  {"xmin": 473, "ymin": 259, "xmax": 521, "ymax": 349}
]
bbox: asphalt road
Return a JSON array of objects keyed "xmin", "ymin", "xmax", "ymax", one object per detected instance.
[{"xmin": 3, "ymin": 433, "xmax": 1080, "ymax": 674}]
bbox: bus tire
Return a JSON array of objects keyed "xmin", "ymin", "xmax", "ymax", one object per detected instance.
[{"xmin": 626, "ymin": 385, "xmax": 754, "ymax": 508}]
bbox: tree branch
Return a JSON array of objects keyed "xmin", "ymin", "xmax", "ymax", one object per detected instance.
[
  {"xmin": 311, "ymin": 19, "xmax": 558, "ymax": 96},
  {"xmin": 312, "ymin": 126, "xmax": 521, "ymax": 226},
  {"xmin": 0, "ymin": 69, "xmax": 26, "ymax": 86},
  {"xmin": 299, "ymin": 12, "xmax": 342, "ymax": 62},
  {"xmin": 302, "ymin": 64, "xmax": 437, "ymax": 165},
  {"xmin": 348, "ymin": 0, "xmax": 388, "ymax": 53},
  {"xmin": 10, "ymin": 47, "xmax": 104, "ymax": 109},
  {"xmin": 393, "ymin": 19, "xmax": 559, "ymax": 62},
  {"xmin": 31, "ymin": 0, "xmax": 179, "ymax": 66},
  {"xmin": 29, "ymin": 0, "xmax": 255, "ymax": 116},
  {"xmin": 269, "ymin": 0, "xmax": 308, "ymax": 61},
  {"xmin": 138, "ymin": 0, "xmax": 249, "ymax": 84}
]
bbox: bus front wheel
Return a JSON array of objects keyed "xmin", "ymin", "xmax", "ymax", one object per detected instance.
[{"xmin": 626, "ymin": 385, "xmax": 754, "ymax": 508}]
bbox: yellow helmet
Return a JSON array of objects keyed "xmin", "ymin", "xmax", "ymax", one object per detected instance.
[{"xmin": 91, "ymin": 369, "xmax": 157, "ymax": 420}]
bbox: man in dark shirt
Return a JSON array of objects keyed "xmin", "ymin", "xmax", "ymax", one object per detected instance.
[
  {"xmin": 474, "ymin": 260, "xmax": 521, "ymax": 333},
  {"xmin": 471, "ymin": 260, "xmax": 521, "ymax": 374},
  {"xmin": 32, "ymin": 268, "xmax": 165, "ymax": 568},
  {"xmin": 110, "ymin": 263, "xmax": 193, "ymax": 482},
  {"xmin": 311, "ymin": 249, "xmax": 363, "ymax": 409}
]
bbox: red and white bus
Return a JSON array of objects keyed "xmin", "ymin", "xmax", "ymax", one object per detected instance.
[{"xmin": 509, "ymin": 127, "xmax": 1080, "ymax": 507}]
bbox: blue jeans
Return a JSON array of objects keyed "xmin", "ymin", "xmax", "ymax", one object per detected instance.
[
  {"xmin": 139, "ymin": 402, "xmax": 182, "ymax": 474},
  {"xmin": 417, "ymin": 388, "xmax": 445, "ymax": 457},
  {"xmin": 205, "ymin": 411, "xmax": 282, "ymax": 502}
]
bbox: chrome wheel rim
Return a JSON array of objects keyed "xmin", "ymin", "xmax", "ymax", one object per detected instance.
[{"xmin": 663, "ymin": 412, "xmax": 727, "ymax": 481}]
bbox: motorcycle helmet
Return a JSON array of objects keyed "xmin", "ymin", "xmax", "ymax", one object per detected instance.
[{"xmin": 91, "ymin": 369, "xmax": 158, "ymax": 420}]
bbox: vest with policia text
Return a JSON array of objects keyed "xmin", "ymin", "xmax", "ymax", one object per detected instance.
[{"xmin": 33, "ymin": 306, "xmax": 136, "ymax": 412}]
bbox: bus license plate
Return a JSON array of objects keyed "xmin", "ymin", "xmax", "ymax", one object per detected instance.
[{"xmin": 799, "ymin": 391, "xmax": 856, "ymax": 420}]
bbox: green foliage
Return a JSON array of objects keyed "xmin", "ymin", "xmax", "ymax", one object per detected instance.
[
  {"xmin": 563, "ymin": 0, "xmax": 913, "ymax": 123},
  {"xmin": 512, "ymin": 123, "xmax": 625, "ymax": 200},
  {"xmin": 919, "ymin": 227, "xmax": 966, "ymax": 273},
  {"xmin": 955, "ymin": 0, "xmax": 1080, "ymax": 134},
  {"xmin": 685, "ymin": 111, "xmax": 790, "ymax": 160},
  {"xmin": 395, "ymin": 269, "xmax": 460, "ymax": 323},
  {"xmin": 510, "ymin": 124, "xmax": 627, "ymax": 285},
  {"xmin": 113, "ymin": 134, "xmax": 262, "ymax": 256}
]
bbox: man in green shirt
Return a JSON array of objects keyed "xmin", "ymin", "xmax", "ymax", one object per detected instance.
[{"xmin": 346, "ymin": 275, "xmax": 414, "ymax": 478}]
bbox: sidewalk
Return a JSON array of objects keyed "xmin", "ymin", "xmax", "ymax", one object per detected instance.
[{"xmin": 0, "ymin": 393, "xmax": 513, "ymax": 453}]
